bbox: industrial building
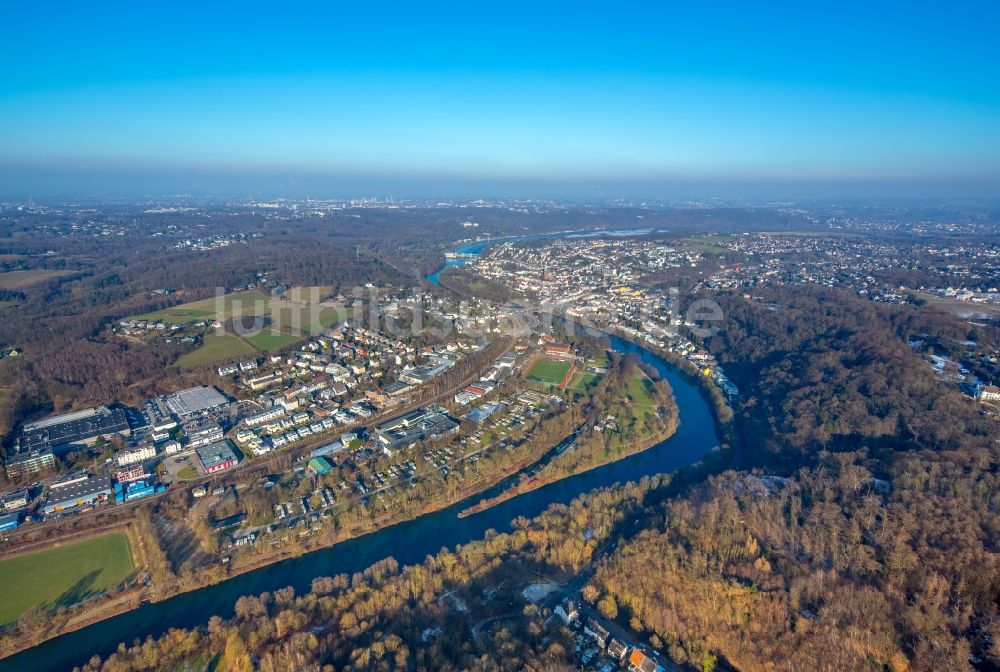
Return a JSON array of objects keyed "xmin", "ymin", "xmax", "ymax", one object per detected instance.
[
  {"xmin": 183, "ymin": 419, "xmax": 224, "ymax": 448},
  {"xmin": 43, "ymin": 473, "xmax": 113, "ymax": 515},
  {"xmin": 374, "ymin": 405, "xmax": 458, "ymax": 453},
  {"xmin": 310, "ymin": 441, "xmax": 347, "ymax": 460},
  {"xmin": 19, "ymin": 405, "xmax": 130, "ymax": 452},
  {"xmin": 196, "ymin": 440, "xmax": 239, "ymax": 474},
  {"xmin": 0, "ymin": 511, "xmax": 21, "ymax": 532},
  {"xmin": 463, "ymin": 403, "xmax": 503, "ymax": 423},
  {"xmin": 162, "ymin": 386, "xmax": 228, "ymax": 417},
  {"xmin": 114, "ymin": 479, "xmax": 164, "ymax": 503}
]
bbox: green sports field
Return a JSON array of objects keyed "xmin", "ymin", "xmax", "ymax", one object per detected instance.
[
  {"xmin": 0, "ymin": 532, "xmax": 135, "ymax": 624},
  {"xmin": 526, "ymin": 358, "xmax": 572, "ymax": 385}
]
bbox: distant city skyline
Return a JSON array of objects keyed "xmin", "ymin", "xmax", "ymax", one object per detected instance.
[{"xmin": 2, "ymin": 1, "xmax": 999, "ymax": 198}]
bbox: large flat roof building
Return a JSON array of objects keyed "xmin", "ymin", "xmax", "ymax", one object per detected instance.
[
  {"xmin": 163, "ymin": 386, "xmax": 229, "ymax": 417},
  {"xmin": 19, "ymin": 406, "xmax": 130, "ymax": 452},
  {"xmin": 375, "ymin": 405, "xmax": 458, "ymax": 453},
  {"xmin": 43, "ymin": 474, "xmax": 113, "ymax": 515}
]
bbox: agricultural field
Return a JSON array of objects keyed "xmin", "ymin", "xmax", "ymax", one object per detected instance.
[
  {"xmin": 176, "ymin": 333, "xmax": 256, "ymax": 370},
  {"xmin": 0, "ymin": 269, "xmax": 75, "ymax": 289},
  {"xmin": 0, "ymin": 532, "xmax": 134, "ymax": 624},
  {"xmin": 133, "ymin": 287, "xmax": 349, "ymax": 332},
  {"xmin": 270, "ymin": 304, "xmax": 350, "ymax": 334},
  {"xmin": 526, "ymin": 358, "xmax": 573, "ymax": 386},
  {"xmin": 132, "ymin": 290, "xmax": 269, "ymax": 325},
  {"xmin": 244, "ymin": 329, "xmax": 303, "ymax": 352}
]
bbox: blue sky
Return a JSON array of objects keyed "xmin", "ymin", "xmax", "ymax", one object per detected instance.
[{"xmin": 1, "ymin": 1, "xmax": 999, "ymax": 197}]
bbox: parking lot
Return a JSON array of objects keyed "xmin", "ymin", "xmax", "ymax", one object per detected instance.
[{"xmin": 161, "ymin": 451, "xmax": 202, "ymax": 482}]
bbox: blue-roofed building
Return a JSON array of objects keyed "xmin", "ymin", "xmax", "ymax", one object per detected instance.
[
  {"xmin": 0, "ymin": 511, "xmax": 21, "ymax": 532},
  {"xmin": 114, "ymin": 479, "xmax": 164, "ymax": 503}
]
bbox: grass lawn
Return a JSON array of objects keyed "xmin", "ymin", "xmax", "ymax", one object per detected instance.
[
  {"xmin": 0, "ymin": 532, "xmax": 134, "ymax": 624},
  {"xmin": 0, "ymin": 269, "xmax": 75, "ymax": 289},
  {"xmin": 176, "ymin": 333, "xmax": 257, "ymax": 370},
  {"xmin": 567, "ymin": 371, "xmax": 599, "ymax": 390},
  {"xmin": 177, "ymin": 467, "xmax": 198, "ymax": 479},
  {"xmin": 626, "ymin": 374, "xmax": 656, "ymax": 411},
  {"xmin": 526, "ymin": 358, "xmax": 573, "ymax": 385},
  {"xmin": 244, "ymin": 329, "xmax": 303, "ymax": 352}
]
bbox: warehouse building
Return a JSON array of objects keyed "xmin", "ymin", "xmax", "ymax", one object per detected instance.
[
  {"xmin": 196, "ymin": 440, "xmax": 240, "ymax": 474},
  {"xmin": 114, "ymin": 479, "xmax": 164, "ymax": 503},
  {"xmin": 162, "ymin": 386, "xmax": 229, "ymax": 417},
  {"xmin": 19, "ymin": 405, "xmax": 130, "ymax": 452},
  {"xmin": 308, "ymin": 456, "xmax": 333, "ymax": 476},
  {"xmin": 375, "ymin": 405, "xmax": 458, "ymax": 453},
  {"xmin": 43, "ymin": 473, "xmax": 113, "ymax": 515}
]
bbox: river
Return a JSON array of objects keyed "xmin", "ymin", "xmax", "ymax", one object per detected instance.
[{"xmin": 3, "ymin": 235, "xmax": 718, "ymax": 671}]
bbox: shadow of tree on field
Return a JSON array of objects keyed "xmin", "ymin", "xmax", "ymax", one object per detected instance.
[{"xmin": 46, "ymin": 569, "xmax": 102, "ymax": 611}]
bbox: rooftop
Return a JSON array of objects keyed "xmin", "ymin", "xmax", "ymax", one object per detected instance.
[
  {"xmin": 164, "ymin": 386, "xmax": 229, "ymax": 417},
  {"xmin": 195, "ymin": 440, "xmax": 239, "ymax": 469}
]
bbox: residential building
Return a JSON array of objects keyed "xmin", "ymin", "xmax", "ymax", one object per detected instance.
[
  {"xmin": 5, "ymin": 447, "xmax": 55, "ymax": 476},
  {"xmin": 979, "ymin": 385, "xmax": 1000, "ymax": 402},
  {"xmin": 116, "ymin": 444, "xmax": 156, "ymax": 467},
  {"xmin": 0, "ymin": 488, "xmax": 30, "ymax": 512}
]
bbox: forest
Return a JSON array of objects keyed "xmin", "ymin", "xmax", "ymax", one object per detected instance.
[{"xmin": 582, "ymin": 285, "xmax": 1000, "ymax": 670}]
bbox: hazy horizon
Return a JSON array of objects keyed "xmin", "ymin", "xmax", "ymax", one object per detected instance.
[{"xmin": 2, "ymin": 2, "xmax": 999, "ymax": 200}]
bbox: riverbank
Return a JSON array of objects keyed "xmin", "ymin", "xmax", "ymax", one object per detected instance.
[{"xmin": 458, "ymin": 423, "xmax": 676, "ymax": 518}]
